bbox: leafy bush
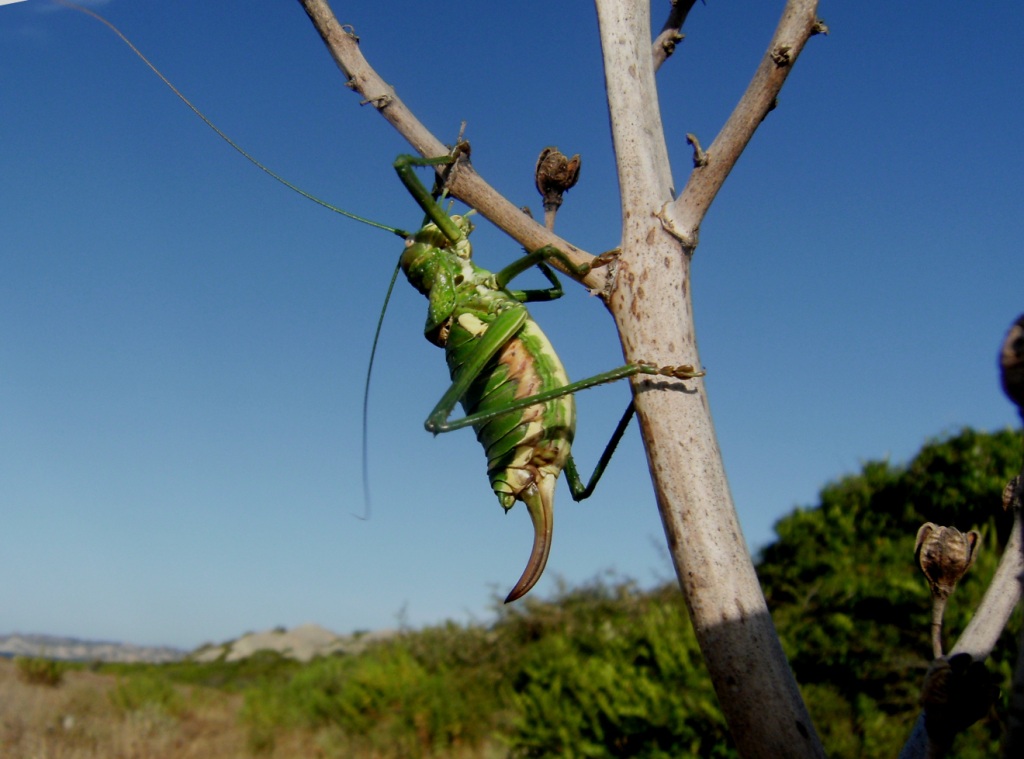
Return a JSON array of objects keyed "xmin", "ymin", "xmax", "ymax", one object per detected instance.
[
  {"xmin": 81, "ymin": 427, "xmax": 1024, "ymax": 758},
  {"xmin": 243, "ymin": 630, "xmax": 510, "ymax": 758},
  {"xmin": 15, "ymin": 655, "xmax": 66, "ymax": 687},
  {"xmin": 101, "ymin": 648, "xmax": 300, "ymax": 692},
  {"xmin": 109, "ymin": 673, "xmax": 185, "ymax": 717},
  {"xmin": 502, "ymin": 581, "xmax": 732, "ymax": 758}
]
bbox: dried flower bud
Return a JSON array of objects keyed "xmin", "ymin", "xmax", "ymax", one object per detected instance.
[
  {"xmin": 915, "ymin": 523, "xmax": 980, "ymax": 600},
  {"xmin": 1000, "ymin": 313, "xmax": 1024, "ymax": 411},
  {"xmin": 535, "ymin": 147, "xmax": 581, "ymax": 215}
]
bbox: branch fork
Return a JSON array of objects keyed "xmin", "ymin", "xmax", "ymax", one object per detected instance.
[{"xmin": 298, "ymin": 2, "xmax": 828, "ymax": 756}]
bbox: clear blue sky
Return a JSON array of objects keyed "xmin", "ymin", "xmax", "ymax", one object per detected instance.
[{"xmin": 2, "ymin": 0, "xmax": 1021, "ymax": 650}]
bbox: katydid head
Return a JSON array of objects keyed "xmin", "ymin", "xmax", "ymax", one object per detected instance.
[
  {"xmin": 399, "ymin": 215, "xmax": 475, "ymax": 294},
  {"xmin": 401, "ymin": 211, "xmax": 473, "ymax": 257},
  {"xmin": 400, "ymin": 217, "xmax": 478, "ymax": 343}
]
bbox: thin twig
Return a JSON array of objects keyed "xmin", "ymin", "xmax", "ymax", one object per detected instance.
[
  {"xmin": 652, "ymin": 0, "xmax": 699, "ymax": 72},
  {"xmin": 294, "ymin": 0, "xmax": 605, "ymax": 290},
  {"xmin": 951, "ymin": 517, "xmax": 1021, "ymax": 661},
  {"xmin": 931, "ymin": 596, "xmax": 948, "ymax": 659},
  {"xmin": 662, "ymin": 0, "xmax": 824, "ymax": 248},
  {"xmin": 1002, "ymin": 472, "xmax": 1024, "ymax": 757}
]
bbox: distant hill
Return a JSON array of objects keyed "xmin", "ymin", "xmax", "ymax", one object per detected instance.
[
  {"xmin": 0, "ymin": 624, "xmax": 398, "ymax": 665},
  {"xmin": 0, "ymin": 632, "xmax": 184, "ymax": 663},
  {"xmin": 191, "ymin": 623, "xmax": 397, "ymax": 663}
]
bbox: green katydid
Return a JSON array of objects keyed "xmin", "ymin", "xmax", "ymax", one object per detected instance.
[
  {"xmin": 66, "ymin": 1, "xmax": 706, "ymax": 602},
  {"xmin": 389, "ymin": 150, "xmax": 705, "ymax": 601}
]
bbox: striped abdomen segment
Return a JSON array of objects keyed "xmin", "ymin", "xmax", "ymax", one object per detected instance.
[{"xmin": 444, "ymin": 303, "xmax": 575, "ymax": 511}]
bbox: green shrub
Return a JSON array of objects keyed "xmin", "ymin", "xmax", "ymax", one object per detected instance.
[
  {"xmin": 15, "ymin": 655, "xmax": 66, "ymax": 687},
  {"xmin": 109, "ymin": 673, "xmax": 184, "ymax": 717},
  {"xmin": 243, "ymin": 634, "xmax": 509, "ymax": 758},
  {"xmin": 86, "ymin": 427, "xmax": 1024, "ymax": 757},
  {"xmin": 760, "ymin": 428, "xmax": 1022, "ymax": 758},
  {"xmin": 101, "ymin": 649, "xmax": 300, "ymax": 692},
  {"xmin": 504, "ymin": 581, "xmax": 732, "ymax": 758}
]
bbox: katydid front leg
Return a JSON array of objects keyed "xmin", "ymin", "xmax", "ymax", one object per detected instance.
[{"xmin": 394, "ymin": 151, "xmax": 468, "ymax": 245}]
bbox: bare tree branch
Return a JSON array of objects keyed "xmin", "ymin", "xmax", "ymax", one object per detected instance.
[
  {"xmin": 662, "ymin": 0, "xmax": 825, "ymax": 248},
  {"xmin": 1007, "ymin": 498, "xmax": 1024, "ymax": 756},
  {"xmin": 902, "ymin": 320, "xmax": 1024, "ymax": 757},
  {"xmin": 1001, "ymin": 321, "xmax": 1024, "ymax": 757},
  {"xmin": 294, "ymin": 0, "xmax": 607, "ymax": 291},
  {"xmin": 953, "ymin": 504, "xmax": 1023, "ymax": 661},
  {"xmin": 595, "ymin": 0, "xmax": 824, "ymax": 756},
  {"xmin": 652, "ymin": 0, "xmax": 698, "ymax": 72}
]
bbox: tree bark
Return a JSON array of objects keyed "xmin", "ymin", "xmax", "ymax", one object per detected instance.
[{"xmin": 594, "ymin": 2, "xmax": 824, "ymax": 756}]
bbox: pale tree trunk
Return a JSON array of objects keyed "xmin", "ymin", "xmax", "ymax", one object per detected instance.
[
  {"xmin": 595, "ymin": 2, "xmax": 823, "ymax": 756},
  {"xmin": 296, "ymin": 0, "xmax": 825, "ymax": 755}
]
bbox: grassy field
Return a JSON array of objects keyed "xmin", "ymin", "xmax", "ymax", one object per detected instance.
[
  {"xmin": 0, "ymin": 650, "xmax": 512, "ymax": 758},
  {"xmin": 0, "ymin": 657, "xmax": 257, "ymax": 758}
]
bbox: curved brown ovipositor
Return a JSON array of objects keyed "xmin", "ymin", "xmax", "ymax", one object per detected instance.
[{"xmin": 504, "ymin": 479, "xmax": 555, "ymax": 603}]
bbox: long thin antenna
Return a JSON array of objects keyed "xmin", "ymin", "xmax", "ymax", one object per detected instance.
[
  {"xmin": 55, "ymin": 0, "xmax": 408, "ymax": 238},
  {"xmin": 56, "ymin": 0, "xmax": 414, "ymax": 522},
  {"xmin": 358, "ymin": 258, "xmax": 404, "ymax": 520}
]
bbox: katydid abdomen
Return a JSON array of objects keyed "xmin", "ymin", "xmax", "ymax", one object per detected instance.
[{"xmin": 445, "ymin": 299, "xmax": 576, "ymax": 602}]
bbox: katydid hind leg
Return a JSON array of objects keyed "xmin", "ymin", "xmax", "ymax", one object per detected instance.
[
  {"xmin": 563, "ymin": 400, "xmax": 637, "ymax": 502},
  {"xmin": 429, "ymin": 360, "xmax": 702, "ymax": 435}
]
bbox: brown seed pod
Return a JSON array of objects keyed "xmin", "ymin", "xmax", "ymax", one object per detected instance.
[
  {"xmin": 914, "ymin": 523, "xmax": 980, "ymax": 600},
  {"xmin": 535, "ymin": 147, "xmax": 581, "ymax": 215},
  {"xmin": 999, "ymin": 313, "xmax": 1024, "ymax": 411}
]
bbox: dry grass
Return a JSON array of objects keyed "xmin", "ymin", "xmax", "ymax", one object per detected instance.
[
  {"xmin": 0, "ymin": 659, "xmax": 505, "ymax": 759},
  {"xmin": 0, "ymin": 658, "xmax": 251, "ymax": 759}
]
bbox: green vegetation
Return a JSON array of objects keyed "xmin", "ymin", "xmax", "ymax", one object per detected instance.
[
  {"xmin": 109, "ymin": 671, "xmax": 186, "ymax": 717},
  {"xmin": 30, "ymin": 427, "xmax": 1021, "ymax": 757},
  {"xmin": 102, "ymin": 649, "xmax": 302, "ymax": 692},
  {"xmin": 503, "ymin": 581, "xmax": 730, "ymax": 758},
  {"xmin": 761, "ymin": 428, "xmax": 1022, "ymax": 758},
  {"xmin": 14, "ymin": 655, "xmax": 67, "ymax": 687},
  {"xmin": 233, "ymin": 582, "xmax": 730, "ymax": 757},
  {"xmin": 241, "ymin": 629, "xmax": 508, "ymax": 756}
]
